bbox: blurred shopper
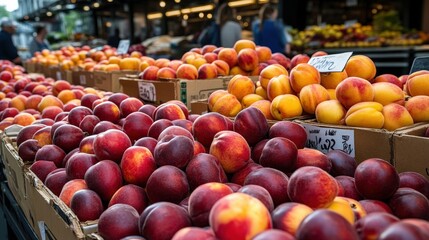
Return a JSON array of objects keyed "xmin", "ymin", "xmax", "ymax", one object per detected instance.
[
  {"xmin": 107, "ymin": 28, "xmax": 121, "ymax": 48},
  {"xmin": 217, "ymin": 3, "xmax": 242, "ymax": 48},
  {"xmin": 0, "ymin": 18, "xmax": 21, "ymax": 64},
  {"xmin": 198, "ymin": 3, "xmax": 242, "ymax": 47},
  {"xmin": 29, "ymin": 25, "xmax": 50, "ymax": 55},
  {"xmin": 255, "ymin": 4, "xmax": 290, "ymax": 55}
]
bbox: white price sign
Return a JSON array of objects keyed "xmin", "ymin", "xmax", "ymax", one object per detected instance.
[
  {"xmin": 138, "ymin": 81, "xmax": 156, "ymax": 102},
  {"xmin": 79, "ymin": 75, "xmax": 86, "ymax": 85},
  {"xmin": 117, "ymin": 40, "xmax": 130, "ymax": 55},
  {"xmin": 308, "ymin": 52, "xmax": 353, "ymax": 73},
  {"xmin": 302, "ymin": 124, "xmax": 355, "ymax": 157}
]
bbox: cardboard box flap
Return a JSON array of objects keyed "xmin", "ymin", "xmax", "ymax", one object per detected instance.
[{"xmin": 4, "ymin": 124, "xmax": 24, "ymax": 137}]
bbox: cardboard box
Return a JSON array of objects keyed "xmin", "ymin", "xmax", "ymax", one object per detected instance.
[
  {"xmin": 93, "ymin": 70, "xmax": 138, "ymax": 92},
  {"xmin": 24, "ymin": 61, "xmax": 37, "ymax": 73},
  {"xmin": 60, "ymin": 69, "xmax": 73, "ymax": 83},
  {"xmin": 190, "ymin": 100, "xmax": 209, "ymax": 114},
  {"xmin": 50, "ymin": 66, "xmax": 61, "ymax": 80},
  {"xmin": 24, "ymin": 170, "xmax": 98, "ymax": 240},
  {"xmin": 120, "ymin": 77, "xmax": 231, "ymax": 109},
  {"xmin": 35, "ymin": 63, "xmax": 44, "ymax": 75},
  {"xmin": 392, "ymin": 124, "xmax": 429, "ymax": 180},
  {"xmin": 0, "ymin": 127, "xmax": 27, "ymax": 214},
  {"xmin": 72, "ymin": 69, "xmax": 94, "ymax": 87},
  {"xmin": 295, "ymin": 120, "xmax": 395, "ymax": 164}
]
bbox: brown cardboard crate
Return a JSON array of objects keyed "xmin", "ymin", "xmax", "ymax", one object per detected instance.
[
  {"xmin": 120, "ymin": 77, "xmax": 231, "ymax": 109},
  {"xmin": 392, "ymin": 123, "xmax": 429, "ymax": 180},
  {"xmin": 93, "ymin": 70, "xmax": 138, "ymax": 92},
  {"xmin": 72, "ymin": 69, "xmax": 94, "ymax": 87},
  {"xmin": 35, "ymin": 63, "xmax": 44, "ymax": 75},
  {"xmin": 24, "ymin": 170, "xmax": 98, "ymax": 240},
  {"xmin": 295, "ymin": 120, "xmax": 395, "ymax": 164},
  {"xmin": 24, "ymin": 61, "xmax": 37, "ymax": 73},
  {"xmin": 60, "ymin": 69, "xmax": 73, "ymax": 84},
  {"xmin": 0, "ymin": 126, "xmax": 27, "ymax": 216},
  {"xmin": 190, "ymin": 100, "xmax": 209, "ymax": 115}
]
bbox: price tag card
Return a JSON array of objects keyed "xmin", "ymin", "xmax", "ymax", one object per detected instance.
[
  {"xmin": 302, "ymin": 124, "xmax": 355, "ymax": 157},
  {"xmin": 117, "ymin": 40, "xmax": 130, "ymax": 55},
  {"xmin": 308, "ymin": 52, "xmax": 353, "ymax": 73},
  {"xmin": 138, "ymin": 81, "xmax": 156, "ymax": 102},
  {"xmin": 80, "ymin": 75, "xmax": 86, "ymax": 85},
  {"xmin": 409, "ymin": 56, "xmax": 429, "ymax": 74},
  {"xmin": 56, "ymin": 71, "xmax": 62, "ymax": 80}
]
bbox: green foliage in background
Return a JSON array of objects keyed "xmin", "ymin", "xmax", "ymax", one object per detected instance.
[
  {"xmin": 373, "ymin": 10, "xmax": 403, "ymax": 33},
  {"xmin": 64, "ymin": 11, "xmax": 79, "ymax": 37}
]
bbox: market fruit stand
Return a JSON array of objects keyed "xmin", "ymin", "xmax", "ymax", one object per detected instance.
[{"xmin": 1, "ymin": 38, "xmax": 429, "ymax": 239}]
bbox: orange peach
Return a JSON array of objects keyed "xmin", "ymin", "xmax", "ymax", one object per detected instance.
[
  {"xmin": 299, "ymin": 84, "xmax": 331, "ymax": 114},
  {"xmin": 270, "ymin": 94, "xmax": 303, "ymax": 120},
  {"xmin": 208, "ymin": 90, "xmax": 229, "ymax": 111},
  {"xmin": 327, "ymin": 89, "xmax": 337, "ymax": 100},
  {"xmin": 320, "ymin": 70, "xmax": 348, "ymax": 89},
  {"xmin": 176, "ymin": 64, "xmax": 198, "ymax": 80},
  {"xmin": 209, "ymin": 130, "xmax": 251, "ymax": 173},
  {"xmin": 311, "ymin": 51, "xmax": 328, "ymax": 57},
  {"xmin": 212, "ymin": 60, "xmax": 230, "ymax": 76},
  {"xmin": 227, "ymin": 75, "xmax": 256, "ymax": 101},
  {"xmin": 237, "ymin": 48, "xmax": 259, "ymax": 72},
  {"xmin": 255, "ymin": 85, "xmax": 268, "ymax": 99},
  {"xmin": 119, "ymin": 57, "xmax": 140, "ymax": 71},
  {"xmin": 130, "ymin": 51, "xmax": 142, "ymax": 58},
  {"xmin": 218, "ymin": 48, "xmax": 238, "ymax": 68},
  {"xmin": 382, "ymin": 103, "xmax": 414, "ymax": 131},
  {"xmin": 372, "ymin": 82, "xmax": 405, "ymax": 106},
  {"xmin": 189, "ymin": 57, "xmax": 207, "ymax": 70},
  {"xmin": 203, "ymin": 53, "xmax": 218, "ymax": 63},
  {"xmin": 139, "ymin": 60, "xmax": 153, "ymax": 72},
  {"xmin": 234, "ymin": 39, "xmax": 257, "ymax": 53},
  {"xmin": 255, "ymin": 46, "xmax": 272, "ymax": 63},
  {"xmin": 250, "ymin": 100, "xmax": 273, "ymax": 120},
  {"xmin": 271, "ymin": 202, "xmax": 314, "ymax": 236},
  {"xmin": 405, "ymin": 95, "xmax": 429, "ymax": 122},
  {"xmin": 181, "ymin": 51, "xmax": 201, "ymax": 63},
  {"xmin": 266, "ymin": 74, "xmax": 294, "ymax": 101},
  {"xmin": 345, "ymin": 104, "xmax": 384, "ymax": 129},
  {"xmin": 374, "ymin": 74, "xmax": 403, "ymax": 89},
  {"xmin": 38, "ymin": 95, "xmax": 64, "ymax": 112},
  {"xmin": 25, "ymin": 95, "xmax": 43, "ymax": 110},
  {"xmin": 198, "ymin": 63, "xmax": 218, "ymax": 79},
  {"xmin": 10, "ymin": 95, "xmax": 27, "ymax": 111},
  {"xmin": 104, "ymin": 64, "xmax": 120, "ymax": 72},
  {"xmin": 154, "ymin": 58, "xmax": 170, "ymax": 68},
  {"xmin": 201, "ymin": 45, "xmax": 217, "ymax": 54},
  {"xmin": 12, "ymin": 112, "xmax": 36, "ymax": 126},
  {"xmin": 335, "ymin": 77, "xmax": 375, "ymax": 109},
  {"xmin": 229, "ymin": 66, "xmax": 249, "ymax": 76},
  {"xmin": 406, "ymin": 70, "xmax": 429, "ymax": 96},
  {"xmin": 315, "ymin": 100, "xmax": 347, "ymax": 125},
  {"xmin": 59, "ymin": 179, "xmax": 88, "ymax": 207},
  {"xmin": 57, "ymin": 89, "xmax": 77, "ymax": 104},
  {"xmin": 259, "ymin": 64, "xmax": 288, "ymax": 90},
  {"xmin": 209, "ymin": 192, "xmax": 271, "ymax": 240},
  {"xmin": 345, "ymin": 101, "xmax": 384, "ymax": 119},
  {"xmin": 326, "ymin": 196, "xmax": 356, "ymax": 224},
  {"xmin": 52, "ymin": 80, "xmax": 72, "ymax": 96},
  {"xmin": 212, "ymin": 93, "xmax": 242, "ymax": 117},
  {"xmin": 140, "ymin": 66, "xmax": 160, "ymax": 80},
  {"xmin": 167, "ymin": 60, "xmax": 183, "ymax": 71},
  {"xmin": 108, "ymin": 56, "xmax": 121, "ymax": 65},
  {"xmin": 241, "ymin": 94, "xmax": 264, "ymax": 108},
  {"xmin": 157, "ymin": 67, "xmax": 176, "ymax": 80},
  {"xmin": 290, "ymin": 54, "xmax": 310, "ymax": 69},
  {"xmin": 289, "ymin": 63, "xmax": 321, "ymax": 93},
  {"xmin": 345, "ymin": 55, "xmax": 376, "ymax": 82}
]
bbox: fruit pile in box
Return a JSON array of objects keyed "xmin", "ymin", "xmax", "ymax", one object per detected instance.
[
  {"xmin": 1, "ymin": 58, "xmax": 429, "ymax": 240},
  {"xmin": 208, "ymin": 49, "xmax": 429, "ymax": 132}
]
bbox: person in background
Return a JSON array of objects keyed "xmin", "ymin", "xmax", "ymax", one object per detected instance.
[
  {"xmin": 255, "ymin": 4, "xmax": 290, "ymax": 55},
  {"xmin": 0, "ymin": 18, "xmax": 21, "ymax": 64},
  {"xmin": 29, "ymin": 25, "xmax": 50, "ymax": 55},
  {"xmin": 107, "ymin": 28, "xmax": 121, "ymax": 48},
  {"xmin": 217, "ymin": 3, "xmax": 242, "ymax": 48}
]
